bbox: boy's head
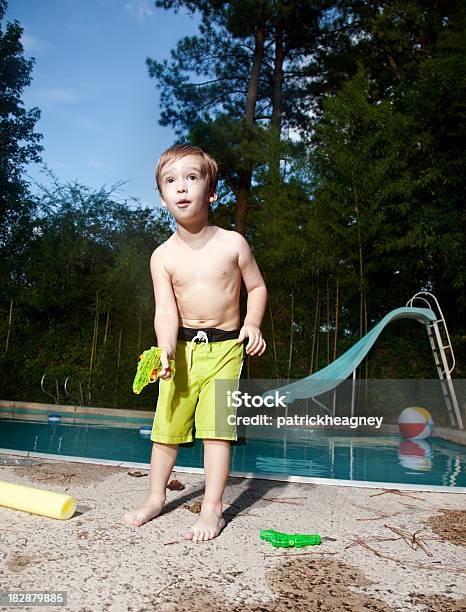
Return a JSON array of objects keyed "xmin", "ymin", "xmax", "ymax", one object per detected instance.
[{"xmin": 155, "ymin": 144, "xmax": 218, "ymax": 197}]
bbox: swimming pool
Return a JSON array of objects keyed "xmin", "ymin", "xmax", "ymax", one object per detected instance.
[{"xmin": 1, "ymin": 411, "xmax": 465, "ymax": 490}]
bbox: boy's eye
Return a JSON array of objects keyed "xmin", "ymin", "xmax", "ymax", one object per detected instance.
[
  {"xmin": 165, "ymin": 177, "xmax": 174, "ymax": 183},
  {"xmin": 188, "ymin": 174, "xmax": 198, "ymax": 180}
]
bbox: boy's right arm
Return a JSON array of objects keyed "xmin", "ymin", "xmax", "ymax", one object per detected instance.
[{"xmin": 150, "ymin": 247, "xmax": 178, "ymax": 380}]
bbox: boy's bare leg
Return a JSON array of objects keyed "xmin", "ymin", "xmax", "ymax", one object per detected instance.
[
  {"xmin": 184, "ymin": 439, "xmax": 229, "ymax": 542},
  {"xmin": 124, "ymin": 442, "xmax": 178, "ymax": 526}
]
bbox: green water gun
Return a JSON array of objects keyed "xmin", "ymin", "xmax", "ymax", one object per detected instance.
[
  {"xmin": 260, "ymin": 529, "xmax": 321, "ymax": 548},
  {"xmin": 132, "ymin": 346, "xmax": 175, "ymax": 394}
]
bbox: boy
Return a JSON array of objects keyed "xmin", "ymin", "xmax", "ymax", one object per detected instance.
[{"xmin": 124, "ymin": 144, "xmax": 267, "ymax": 542}]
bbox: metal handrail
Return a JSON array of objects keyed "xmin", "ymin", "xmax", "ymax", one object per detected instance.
[
  {"xmin": 406, "ymin": 291, "xmax": 455, "ymax": 374},
  {"xmin": 64, "ymin": 375, "xmax": 84, "ymax": 406},
  {"xmin": 40, "ymin": 373, "xmax": 60, "ymax": 404}
]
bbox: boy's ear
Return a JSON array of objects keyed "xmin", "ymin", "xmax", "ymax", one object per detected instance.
[{"xmin": 209, "ymin": 192, "xmax": 218, "ymax": 204}]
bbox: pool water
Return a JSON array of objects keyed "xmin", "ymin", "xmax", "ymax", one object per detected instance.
[{"xmin": 0, "ymin": 418, "xmax": 465, "ymax": 488}]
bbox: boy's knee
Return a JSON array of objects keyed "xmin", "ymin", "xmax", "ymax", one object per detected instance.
[
  {"xmin": 152, "ymin": 441, "xmax": 179, "ymax": 450},
  {"xmin": 202, "ymin": 438, "xmax": 231, "ymax": 446}
]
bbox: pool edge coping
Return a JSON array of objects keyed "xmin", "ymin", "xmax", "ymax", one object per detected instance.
[{"xmin": 1, "ymin": 447, "xmax": 465, "ymax": 494}]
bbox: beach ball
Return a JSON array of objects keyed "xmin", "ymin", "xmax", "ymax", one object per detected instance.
[
  {"xmin": 398, "ymin": 407, "xmax": 433, "ymax": 440},
  {"xmin": 397, "ymin": 439, "xmax": 432, "ymax": 471}
]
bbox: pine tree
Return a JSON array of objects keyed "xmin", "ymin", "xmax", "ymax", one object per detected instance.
[{"xmin": 0, "ymin": 0, "xmax": 43, "ymax": 255}]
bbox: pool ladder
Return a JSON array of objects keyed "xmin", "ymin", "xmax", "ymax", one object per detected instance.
[
  {"xmin": 41, "ymin": 373, "xmax": 85, "ymax": 407},
  {"xmin": 406, "ymin": 291, "xmax": 463, "ymax": 430}
]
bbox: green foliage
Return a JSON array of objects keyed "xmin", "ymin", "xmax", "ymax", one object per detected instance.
[
  {"xmin": 0, "ymin": 1, "xmax": 43, "ymax": 258},
  {"xmin": 0, "ymin": 179, "xmax": 172, "ymax": 408}
]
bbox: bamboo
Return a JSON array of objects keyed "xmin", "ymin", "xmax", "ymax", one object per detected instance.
[
  {"xmin": 103, "ymin": 311, "xmax": 110, "ymax": 344},
  {"xmin": 333, "ymin": 279, "xmax": 339, "ymax": 360},
  {"xmin": 364, "ymin": 294, "xmax": 368, "ymax": 414},
  {"xmin": 358, "ymin": 220, "xmax": 364, "ymax": 339},
  {"xmin": 88, "ymin": 294, "xmax": 99, "ymax": 404},
  {"xmin": 287, "ymin": 289, "xmax": 294, "ymax": 383},
  {"xmin": 314, "ymin": 296, "xmax": 321, "ymax": 375},
  {"xmin": 267, "ymin": 294, "xmax": 279, "ymax": 382},
  {"xmin": 137, "ymin": 303, "xmax": 142, "ymax": 356},
  {"xmin": 326, "ymin": 279, "xmax": 330, "ymax": 365},
  {"xmin": 309, "ymin": 283, "xmax": 320, "ymax": 374},
  {"xmin": 117, "ymin": 329, "xmax": 122, "ymax": 368},
  {"xmin": 5, "ymin": 298, "xmax": 13, "ymax": 353},
  {"xmin": 364, "ymin": 294, "xmax": 368, "ymax": 378}
]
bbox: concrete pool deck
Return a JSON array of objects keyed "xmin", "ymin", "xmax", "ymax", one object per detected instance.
[{"xmin": 1, "ymin": 454, "xmax": 465, "ymax": 611}]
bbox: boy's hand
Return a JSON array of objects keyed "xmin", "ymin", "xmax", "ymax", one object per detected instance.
[
  {"xmin": 159, "ymin": 348, "xmax": 174, "ymax": 380},
  {"xmin": 237, "ymin": 324, "xmax": 266, "ymax": 356}
]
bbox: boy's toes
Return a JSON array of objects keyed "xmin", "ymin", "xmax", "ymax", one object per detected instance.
[
  {"xmin": 184, "ymin": 527, "xmax": 194, "ymax": 540},
  {"xmin": 124, "ymin": 512, "xmax": 137, "ymax": 526},
  {"xmin": 185, "ymin": 513, "xmax": 225, "ymax": 543},
  {"xmin": 194, "ymin": 530, "xmax": 204, "ymax": 543}
]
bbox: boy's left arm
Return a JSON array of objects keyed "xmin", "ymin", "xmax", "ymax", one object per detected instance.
[{"xmin": 236, "ymin": 234, "xmax": 267, "ymax": 356}]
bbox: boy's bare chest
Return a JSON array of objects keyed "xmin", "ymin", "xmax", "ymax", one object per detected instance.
[{"xmin": 166, "ymin": 246, "xmax": 239, "ymax": 288}]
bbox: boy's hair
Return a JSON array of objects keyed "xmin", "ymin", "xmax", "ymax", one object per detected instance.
[{"xmin": 155, "ymin": 144, "xmax": 218, "ymax": 194}]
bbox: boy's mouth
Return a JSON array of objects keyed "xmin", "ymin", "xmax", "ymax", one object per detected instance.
[{"xmin": 176, "ymin": 199, "xmax": 191, "ymax": 208}]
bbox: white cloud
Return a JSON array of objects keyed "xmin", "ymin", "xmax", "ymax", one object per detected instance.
[
  {"xmin": 21, "ymin": 31, "xmax": 48, "ymax": 53},
  {"xmin": 36, "ymin": 88, "xmax": 79, "ymax": 104},
  {"xmin": 49, "ymin": 160, "xmax": 71, "ymax": 170},
  {"xmin": 125, "ymin": 0, "xmax": 154, "ymax": 20},
  {"xmin": 88, "ymin": 159, "xmax": 110, "ymax": 171},
  {"xmin": 76, "ymin": 117, "xmax": 102, "ymax": 132}
]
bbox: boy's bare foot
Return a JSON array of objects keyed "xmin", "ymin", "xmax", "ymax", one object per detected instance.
[
  {"xmin": 124, "ymin": 493, "xmax": 165, "ymax": 527},
  {"xmin": 184, "ymin": 504, "xmax": 225, "ymax": 542}
]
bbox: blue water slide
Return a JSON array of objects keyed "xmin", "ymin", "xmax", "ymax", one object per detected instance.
[{"xmin": 265, "ymin": 307, "xmax": 437, "ymax": 403}]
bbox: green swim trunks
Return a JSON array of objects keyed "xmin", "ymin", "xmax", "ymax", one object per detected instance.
[{"xmin": 150, "ymin": 328, "xmax": 245, "ymax": 444}]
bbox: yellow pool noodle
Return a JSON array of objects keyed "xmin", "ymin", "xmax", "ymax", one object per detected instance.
[{"xmin": 0, "ymin": 480, "xmax": 77, "ymax": 520}]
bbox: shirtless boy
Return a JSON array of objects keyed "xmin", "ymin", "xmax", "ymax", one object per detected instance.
[{"xmin": 124, "ymin": 144, "xmax": 267, "ymax": 542}]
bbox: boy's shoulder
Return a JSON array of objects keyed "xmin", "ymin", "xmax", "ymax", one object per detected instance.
[
  {"xmin": 149, "ymin": 238, "xmax": 174, "ymax": 271},
  {"xmin": 151, "ymin": 235, "xmax": 175, "ymax": 257},
  {"xmin": 216, "ymin": 227, "xmax": 248, "ymax": 246}
]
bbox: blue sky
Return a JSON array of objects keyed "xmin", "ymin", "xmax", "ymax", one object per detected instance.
[{"xmin": 5, "ymin": 0, "xmax": 199, "ymax": 209}]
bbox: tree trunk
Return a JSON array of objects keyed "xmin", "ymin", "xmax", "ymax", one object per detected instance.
[
  {"xmin": 235, "ymin": 169, "xmax": 253, "ymax": 235},
  {"xmin": 235, "ymin": 11, "xmax": 266, "ymax": 234},
  {"xmin": 271, "ymin": 24, "xmax": 283, "ymax": 131},
  {"xmin": 269, "ymin": 23, "xmax": 284, "ymax": 181},
  {"xmin": 245, "ymin": 12, "xmax": 266, "ymax": 126}
]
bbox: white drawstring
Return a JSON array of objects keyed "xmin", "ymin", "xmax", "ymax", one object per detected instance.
[{"xmin": 188, "ymin": 330, "xmax": 209, "ymax": 370}]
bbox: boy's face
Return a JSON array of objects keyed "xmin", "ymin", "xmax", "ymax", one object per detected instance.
[{"xmin": 158, "ymin": 154, "xmax": 216, "ymax": 219}]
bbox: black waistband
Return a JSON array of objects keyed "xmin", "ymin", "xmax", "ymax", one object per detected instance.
[{"xmin": 177, "ymin": 327, "xmax": 240, "ymax": 342}]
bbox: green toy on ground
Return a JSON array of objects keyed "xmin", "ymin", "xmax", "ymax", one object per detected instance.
[
  {"xmin": 260, "ymin": 529, "xmax": 321, "ymax": 548},
  {"xmin": 132, "ymin": 346, "xmax": 175, "ymax": 394}
]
